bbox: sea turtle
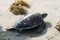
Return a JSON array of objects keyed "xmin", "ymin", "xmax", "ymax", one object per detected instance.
[{"xmin": 7, "ymin": 13, "xmax": 47, "ymax": 36}]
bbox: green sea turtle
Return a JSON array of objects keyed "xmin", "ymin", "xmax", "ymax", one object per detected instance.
[{"xmin": 7, "ymin": 13, "xmax": 47, "ymax": 36}]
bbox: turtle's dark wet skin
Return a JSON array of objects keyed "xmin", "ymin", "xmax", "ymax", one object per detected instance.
[{"xmin": 7, "ymin": 13, "xmax": 48, "ymax": 36}]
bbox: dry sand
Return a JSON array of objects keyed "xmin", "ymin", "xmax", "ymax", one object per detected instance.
[{"xmin": 0, "ymin": 0, "xmax": 60, "ymax": 40}]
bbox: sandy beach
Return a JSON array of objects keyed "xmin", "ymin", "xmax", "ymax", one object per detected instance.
[{"xmin": 0, "ymin": 0, "xmax": 60, "ymax": 40}]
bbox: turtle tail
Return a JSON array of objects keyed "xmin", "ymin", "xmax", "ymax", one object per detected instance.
[{"xmin": 42, "ymin": 13, "xmax": 47, "ymax": 19}]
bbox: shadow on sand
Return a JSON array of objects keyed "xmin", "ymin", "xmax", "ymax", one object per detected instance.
[{"xmin": 0, "ymin": 26, "xmax": 3, "ymax": 32}]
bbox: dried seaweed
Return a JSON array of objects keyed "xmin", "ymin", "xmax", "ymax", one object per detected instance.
[
  {"xmin": 55, "ymin": 21, "xmax": 60, "ymax": 31},
  {"xmin": 10, "ymin": 0, "xmax": 30, "ymax": 15}
]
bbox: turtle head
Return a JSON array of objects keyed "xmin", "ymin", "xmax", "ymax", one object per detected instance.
[{"xmin": 42, "ymin": 13, "xmax": 47, "ymax": 19}]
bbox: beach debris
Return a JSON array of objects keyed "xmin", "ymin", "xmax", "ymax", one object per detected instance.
[
  {"xmin": 55, "ymin": 21, "xmax": 60, "ymax": 31},
  {"xmin": 15, "ymin": 0, "xmax": 30, "ymax": 8},
  {"xmin": 10, "ymin": 0, "xmax": 30, "ymax": 15},
  {"xmin": 7, "ymin": 13, "xmax": 47, "ymax": 36}
]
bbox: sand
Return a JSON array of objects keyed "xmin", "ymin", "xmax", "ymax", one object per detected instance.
[{"xmin": 0, "ymin": 0, "xmax": 60, "ymax": 40}]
